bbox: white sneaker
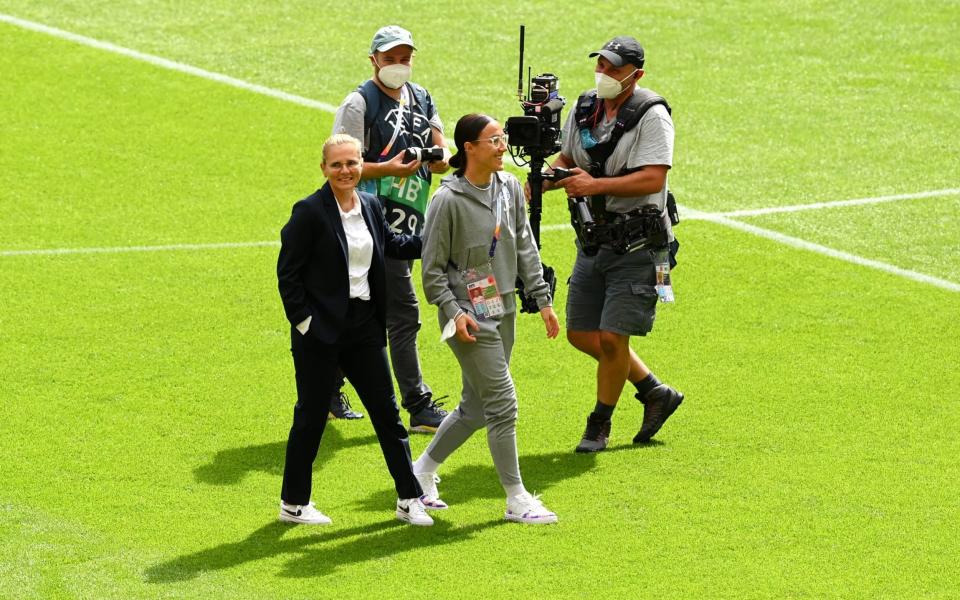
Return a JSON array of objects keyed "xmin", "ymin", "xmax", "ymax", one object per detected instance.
[
  {"xmin": 279, "ymin": 500, "xmax": 332, "ymax": 525},
  {"xmin": 505, "ymin": 492, "xmax": 558, "ymax": 525},
  {"xmin": 396, "ymin": 497, "xmax": 434, "ymax": 526},
  {"xmin": 415, "ymin": 472, "xmax": 448, "ymax": 510}
]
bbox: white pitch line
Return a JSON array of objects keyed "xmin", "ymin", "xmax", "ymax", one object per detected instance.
[
  {"xmin": 0, "ymin": 241, "xmax": 278, "ymax": 257},
  {"xmin": 543, "ymin": 209, "xmax": 960, "ymax": 292},
  {"xmin": 698, "ymin": 213, "xmax": 960, "ymax": 292},
  {"xmin": 715, "ymin": 188, "xmax": 960, "ymax": 218},
  {"xmin": 0, "ymin": 205, "xmax": 693, "ymax": 253},
  {"xmin": 0, "ymin": 13, "xmax": 338, "ymax": 113}
]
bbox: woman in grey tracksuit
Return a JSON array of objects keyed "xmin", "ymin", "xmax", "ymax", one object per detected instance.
[{"xmin": 412, "ymin": 114, "xmax": 561, "ymax": 524}]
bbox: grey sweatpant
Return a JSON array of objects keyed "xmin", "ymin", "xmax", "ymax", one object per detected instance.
[
  {"xmin": 384, "ymin": 257, "xmax": 431, "ymax": 409},
  {"xmin": 421, "ymin": 311, "xmax": 522, "ymax": 491}
]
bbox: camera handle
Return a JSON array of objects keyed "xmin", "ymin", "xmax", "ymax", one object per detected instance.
[
  {"xmin": 527, "ymin": 153, "xmax": 547, "ymax": 249},
  {"xmin": 527, "ymin": 163, "xmax": 576, "ymax": 247}
]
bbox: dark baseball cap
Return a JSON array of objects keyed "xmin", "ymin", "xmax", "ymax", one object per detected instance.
[{"xmin": 589, "ymin": 36, "xmax": 645, "ymax": 69}]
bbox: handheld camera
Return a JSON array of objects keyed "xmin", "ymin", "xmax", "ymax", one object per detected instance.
[
  {"xmin": 505, "ymin": 74, "xmax": 565, "ymax": 158},
  {"xmin": 507, "ymin": 25, "xmax": 564, "ymax": 313},
  {"xmin": 404, "ymin": 146, "xmax": 445, "ymax": 162}
]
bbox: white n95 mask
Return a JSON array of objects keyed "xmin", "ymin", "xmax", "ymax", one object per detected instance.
[
  {"xmin": 377, "ymin": 63, "xmax": 411, "ymax": 89},
  {"xmin": 595, "ymin": 69, "xmax": 637, "ymax": 99}
]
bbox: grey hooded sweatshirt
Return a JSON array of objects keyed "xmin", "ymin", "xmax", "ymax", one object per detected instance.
[{"xmin": 421, "ymin": 171, "xmax": 552, "ymax": 325}]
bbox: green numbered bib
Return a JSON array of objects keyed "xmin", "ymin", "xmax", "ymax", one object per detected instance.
[{"xmin": 378, "ymin": 174, "xmax": 430, "ymax": 236}]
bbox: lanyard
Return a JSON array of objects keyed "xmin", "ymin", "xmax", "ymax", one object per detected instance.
[
  {"xmin": 378, "ymin": 85, "xmax": 413, "ymax": 159},
  {"xmin": 488, "ymin": 184, "xmax": 507, "ymax": 258}
]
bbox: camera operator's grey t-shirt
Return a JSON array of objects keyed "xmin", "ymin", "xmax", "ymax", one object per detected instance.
[{"xmin": 560, "ymin": 89, "xmax": 674, "ymax": 215}]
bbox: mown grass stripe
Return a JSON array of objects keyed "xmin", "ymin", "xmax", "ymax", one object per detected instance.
[{"xmin": 0, "ymin": 13, "xmax": 338, "ymax": 113}]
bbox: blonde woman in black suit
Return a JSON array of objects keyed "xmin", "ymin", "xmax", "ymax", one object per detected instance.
[{"xmin": 276, "ymin": 134, "xmax": 435, "ymax": 527}]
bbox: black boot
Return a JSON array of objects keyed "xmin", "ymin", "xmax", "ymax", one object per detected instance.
[
  {"xmin": 575, "ymin": 413, "xmax": 611, "ymax": 453},
  {"xmin": 634, "ymin": 385, "xmax": 683, "ymax": 443}
]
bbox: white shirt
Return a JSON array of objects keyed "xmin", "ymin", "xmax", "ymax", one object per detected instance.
[
  {"xmin": 296, "ymin": 195, "xmax": 374, "ymax": 335},
  {"xmin": 337, "ymin": 196, "xmax": 373, "ymax": 301}
]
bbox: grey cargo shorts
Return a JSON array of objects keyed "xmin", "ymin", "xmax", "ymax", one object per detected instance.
[{"xmin": 565, "ymin": 243, "xmax": 659, "ymax": 336}]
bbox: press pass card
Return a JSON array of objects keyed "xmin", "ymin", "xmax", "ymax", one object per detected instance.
[
  {"xmin": 464, "ymin": 269, "xmax": 505, "ymax": 320},
  {"xmin": 655, "ymin": 248, "xmax": 675, "ymax": 303}
]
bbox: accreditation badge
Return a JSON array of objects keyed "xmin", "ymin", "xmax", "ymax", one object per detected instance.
[
  {"xmin": 654, "ymin": 247, "xmax": 675, "ymax": 303},
  {"xmin": 378, "ymin": 173, "xmax": 430, "ymax": 236},
  {"xmin": 463, "ymin": 264, "xmax": 505, "ymax": 320}
]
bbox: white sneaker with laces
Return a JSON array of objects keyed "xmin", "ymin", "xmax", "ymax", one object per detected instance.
[
  {"xmin": 396, "ymin": 497, "xmax": 434, "ymax": 526},
  {"xmin": 279, "ymin": 500, "xmax": 332, "ymax": 525},
  {"xmin": 415, "ymin": 472, "xmax": 448, "ymax": 510},
  {"xmin": 505, "ymin": 492, "xmax": 558, "ymax": 525}
]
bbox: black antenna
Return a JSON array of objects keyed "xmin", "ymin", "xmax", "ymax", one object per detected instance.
[{"xmin": 517, "ymin": 25, "xmax": 525, "ymax": 101}]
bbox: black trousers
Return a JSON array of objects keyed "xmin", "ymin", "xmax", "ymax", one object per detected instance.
[{"xmin": 281, "ymin": 299, "xmax": 422, "ymax": 505}]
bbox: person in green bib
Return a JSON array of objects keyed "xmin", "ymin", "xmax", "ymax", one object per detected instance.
[{"xmin": 333, "ymin": 25, "xmax": 450, "ymax": 433}]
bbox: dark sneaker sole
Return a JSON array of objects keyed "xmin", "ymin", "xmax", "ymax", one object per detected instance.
[
  {"xmin": 328, "ymin": 412, "xmax": 364, "ymax": 420},
  {"xmin": 574, "ymin": 440, "xmax": 608, "ymax": 453},
  {"xmin": 634, "ymin": 392, "xmax": 684, "ymax": 443},
  {"xmin": 409, "ymin": 425, "xmax": 440, "ymax": 434}
]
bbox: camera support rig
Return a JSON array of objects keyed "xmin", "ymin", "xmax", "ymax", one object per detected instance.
[{"xmin": 505, "ymin": 25, "xmax": 565, "ymax": 313}]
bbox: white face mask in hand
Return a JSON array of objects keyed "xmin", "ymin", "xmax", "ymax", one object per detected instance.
[
  {"xmin": 440, "ymin": 317, "xmax": 458, "ymax": 342},
  {"xmin": 376, "ymin": 61, "xmax": 411, "ymax": 89},
  {"xmin": 595, "ymin": 68, "xmax": 638, "ymax": 99}
]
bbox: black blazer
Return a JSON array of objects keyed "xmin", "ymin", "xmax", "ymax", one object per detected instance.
[{"xmin": 277, "ymin": 183, "xmax": 421, "ymax": 344}]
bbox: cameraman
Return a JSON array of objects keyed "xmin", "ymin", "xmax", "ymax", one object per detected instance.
[
  {"xmin": 542, "ymin": 36, "xmax": 684, "ymax": 452},
  {"xmin": 333, "ymin": 25, "xmax": 450, "ymax": 433}
]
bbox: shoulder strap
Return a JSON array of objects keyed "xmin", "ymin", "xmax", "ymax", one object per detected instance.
[
  {"xmin": 582, "ymin": 88, "xmax": 671, "ymax": 176},
  {"xmin": 356, "ymin": 79, "xmax": 380, "ymax": 130},
  {"xmin": 405, "ymin": 82, "xmax": 430, "ymax": 116},
  {"xmin": 356, "ymin": 80, "xmax": 382, "ymax": 162},
  {"xmin": 622, "ymin": 88, "xmax": 672, "ymax": 122}
]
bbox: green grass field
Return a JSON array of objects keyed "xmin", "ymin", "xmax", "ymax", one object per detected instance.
[{"xmin": 2, "ymin": 1, "xmax": 959, "ymax": 598}]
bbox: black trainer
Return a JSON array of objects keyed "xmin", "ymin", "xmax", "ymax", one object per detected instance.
[
  {"xmin": 329, "ymin": 391, "xmax": 364, "ymax": 420},
  {"xmin": 575, "ymin": 412, "xmax": 611, "ymax": 453},
  {"xmin": 634, "ymin": 384, "xmax": 683, "ymax": 443},
  {"xmin": 408, "ymin": 395, "xmax": 448, "ymax": 434}
]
